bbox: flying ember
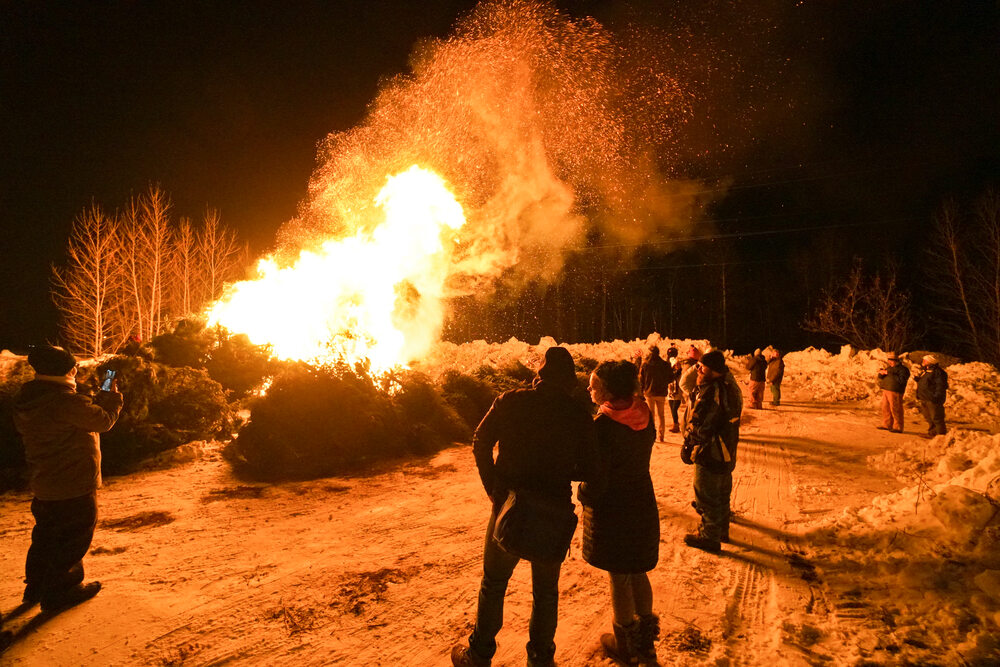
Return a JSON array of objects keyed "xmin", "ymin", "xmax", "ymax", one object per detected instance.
[{"xmin": 206, "ymin": 166, "xmax": 465, "ymax": 371}]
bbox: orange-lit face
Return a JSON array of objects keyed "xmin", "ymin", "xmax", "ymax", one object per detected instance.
[{"xmin": 588, "ymin": 372, "xmax": 610, "ymax": 405}]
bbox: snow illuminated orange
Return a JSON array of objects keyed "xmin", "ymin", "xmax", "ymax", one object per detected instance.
[{"xmin": 206, "ymin": 166, "xmax": 465, "ymax": 371}]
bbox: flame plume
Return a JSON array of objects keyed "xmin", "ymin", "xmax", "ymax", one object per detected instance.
[{"xmin": 207, "ymin": 166, "xmax": 465, "ymax": 370}]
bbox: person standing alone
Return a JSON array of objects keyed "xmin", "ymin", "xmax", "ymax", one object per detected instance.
[
  {"xmin": 876, "ymin": 352, "xmax": 910, "ymax": 433},
  {"xmin": 13, "ymin": 345, "xmax": 123, "ymax": 613}
]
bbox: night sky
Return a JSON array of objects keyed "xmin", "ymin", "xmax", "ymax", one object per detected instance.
[{"xmin": 2, "ymin": 1, "xmax": 997, "ymax": 352}]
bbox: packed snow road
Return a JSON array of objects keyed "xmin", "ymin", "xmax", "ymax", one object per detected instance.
[{"xmin": 0, "ymin": 390, "xmax": 905, "ymax": 666}]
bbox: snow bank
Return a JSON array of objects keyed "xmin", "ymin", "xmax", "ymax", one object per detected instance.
[{"xmin": 0, "ymin": 349, "xmax": 25, "ymax": 384}]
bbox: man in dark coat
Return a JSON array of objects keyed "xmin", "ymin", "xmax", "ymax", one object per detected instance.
[
  {"xmin": 766, "ymin": 348, "xmax": 785, "ymax": 407},
  {"xmin": 681, "ymin": 350, "xmax": 741, "ymax": 554},
  {"xmin": 639, "ymin": 345, "xmax": 673, "ymax": 441},
  {"xmin": 877, "ymin": 352, "xmax": 910, "ymax": 433},
  {"xmin": 12, "ymin": 345, "xmax": 122, "ymax": 613},
  {"xmin": 745, "ymin": 349, "xmax": 767, "ymax": 409},
  {"xmin": 915, "ymin": 355, "xmax": 948, "ymax": 437},
  {"xmin": 452, "ymin": 346, "xmax": 599, "ymax": 667}
]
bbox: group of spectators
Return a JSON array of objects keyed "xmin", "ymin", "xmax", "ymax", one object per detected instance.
[
  {"xmin": 877, "ymin": 352, "xmax": 949, "ymax": 437},
  {"xmin": 452, "ymin": 345, "xmax": 742, "ymax": 667}
]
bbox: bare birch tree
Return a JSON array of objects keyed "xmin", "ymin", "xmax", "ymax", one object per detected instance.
[
  {"xmin": 170, "ymin": 216, "xmax": 197, "ymax": 316},
  {"xmin": 803, "ymin": 260, "xmax": 915, "ymax": 352},
  {"xmin": 924, "ymin": 189, "xmax": 1000, "ymax": 365},
  {"xmin": 198, "ymin": 207, "xmax": 245, "ymax": 305},
  {"xmin": 52, "ymin": 203, "xmax": 122, "ymax": 356}
]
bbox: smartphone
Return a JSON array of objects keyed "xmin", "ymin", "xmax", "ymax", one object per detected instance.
[{"xmin": 100, "ymin": 369, "xmax": 117, "ymax": 392}]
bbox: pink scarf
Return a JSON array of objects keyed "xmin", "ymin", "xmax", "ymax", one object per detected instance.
[{"xmin": 597, "ymin": 397, "xmax": 650, "ymax": 431}]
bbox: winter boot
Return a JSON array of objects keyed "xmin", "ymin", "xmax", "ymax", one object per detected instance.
[
  {"xmin": 451, "ymin": 644, "xmax": 491, "ymax": 667},
  {"xmin": 683, "ymin": 533, "xmax": 721, "ymax": 554},
  {"xmin": 669, "ymin": 422, "xmax": 679, "ymax": 433},
  {"xmin": 40, "ymin": 581, "xmax": 101, "ymax": 614},
  {"xmin": 636, "ymin": 613, "xmax": 660, "ymax": 664},
  {"xmin": 600, "ymin": 620, "xmax": 640, "ymax": 665}
]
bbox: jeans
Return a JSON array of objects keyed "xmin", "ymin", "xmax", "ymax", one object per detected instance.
[
  {"xmin": 769, "ymin": 383, "xmax": 781, "ymax": 406},
  {"xmin": 25, "ymin": 492, "xmax": 97, "ymax": 605},
  {"xmin": 693, "ymin": 465, "xmax": 732, "ymax": 542},
  {"xmin": 468, "ymin": 509, "xmax": 562, "ymax": 662}
]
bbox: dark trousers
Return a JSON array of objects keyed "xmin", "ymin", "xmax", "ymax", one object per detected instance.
[
  {"xmin": 468, "ymin": 509, "xmax": 562, "ymax": 663},
  {"xmin": 693, "ymin": 465, "xmax": 732, "ymax": 542},
  {"xmin": 919, "ymin": 400, "xmax": 947, "ymax": 435},
  {"xmin": 25, "ymin": 492, "xmax": 97, "ymax": 606},
  {"xmin": 769, "ymin": 383, "xmax": 781, "ymax": 406},
  {"xmin": 668, "ymin": 400, "xmax": 681, "ymax": 426}
]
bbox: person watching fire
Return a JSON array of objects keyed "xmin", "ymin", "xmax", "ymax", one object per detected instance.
[
  {"xmin": 12, "ymin": 345, "xmax": 122, "ymax": 614},
  {"xmin": 452, "ymin": 346, "xmax": 598, "ymax": 667},
  {"xmin": 876, "ymin": 352, "xmax": 909, "ymax": 433}
]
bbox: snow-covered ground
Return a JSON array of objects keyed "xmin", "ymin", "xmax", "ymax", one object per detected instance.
[{"xmin": 2, "ymin": 338, "xmax": 999, "ymax": 665}]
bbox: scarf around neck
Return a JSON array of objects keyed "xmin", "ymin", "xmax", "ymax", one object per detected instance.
[
  {"xmin": 34, "ymin": 373, "xmax": 77, "ymax": 391},
  {"xmin": 597, "ymin": 397, "xmax": 650, "ymax": 431}
]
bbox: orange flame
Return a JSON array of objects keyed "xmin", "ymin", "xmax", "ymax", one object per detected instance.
[{"xmin": 206, "ymin": 166, "xmax": 465, "ymax": 371}]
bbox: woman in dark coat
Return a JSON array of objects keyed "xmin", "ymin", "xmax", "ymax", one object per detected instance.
[{"xmin": 580, "ymin": 360, "xmax": 659, "ymax": 665}]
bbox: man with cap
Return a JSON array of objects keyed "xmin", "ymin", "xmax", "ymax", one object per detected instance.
[
  {"xmin": 680, "ymin": 350, "xmax": 741, "ymax": 554},
  {"xmin": 915, "ymin": 355, "xmax": 948, "ymax": 438},
  {"xmin": 12, "ymin": 345, "xmax": 123, "ymax": 613},
  {"xmin": 876, "ymin": 352, "xmax": 909, "ymax": 433},
  {"xmin": 452, "ymin": 346, "xmax": 599, "ymax": 667}
]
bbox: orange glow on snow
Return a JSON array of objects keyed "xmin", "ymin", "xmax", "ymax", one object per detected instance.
[{"xmin": 206, "ymin": 166, "xmax": 465, "ymax": 371}]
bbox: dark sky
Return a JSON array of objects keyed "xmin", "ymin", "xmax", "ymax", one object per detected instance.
[{"xmin": 2, "ymin": 0, "xmax": 997, "ymax": 351}]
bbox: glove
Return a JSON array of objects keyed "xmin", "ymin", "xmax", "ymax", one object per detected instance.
[{"xmin": 680, "ymin": 438, "xmax": 695, "ymax": 465}]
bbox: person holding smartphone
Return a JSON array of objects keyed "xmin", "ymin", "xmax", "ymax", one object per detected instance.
[{"xmin": 12, "ymin": 346, "xmax": 123, "ymax": 613}]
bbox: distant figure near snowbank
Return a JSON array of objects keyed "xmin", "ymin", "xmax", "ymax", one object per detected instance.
[{"xmin": 876, "ymin": 352, "xmax": 910, "ymax": 433}]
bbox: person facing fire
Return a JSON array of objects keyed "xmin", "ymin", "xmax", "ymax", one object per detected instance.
[
  {"xmin": 876, "ymin": 352, "xmax": 910, "ymax": 433},
  {"xmin": 915, "ymin": 355, "xmax": 948, "ymax": 438},
  {"xmin": 452, "ymin": 346, "xmax": 598, "ymax": 667},
  {"xmin": 580, "ymin": 360, "xmax": 659, "ymax": 665},
  {"xmin": 681, "ymin": 350, "xmax": 742, "ymax": 554},
  {"xmin": 639, "ymin": 345, "xmax": 673, "ymax": 441},
  {"xmin": 12, "ymin": 345, "xmax": 123, "ymax": 614}
]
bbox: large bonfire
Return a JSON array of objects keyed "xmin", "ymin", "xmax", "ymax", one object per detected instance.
[{"xmin": 204, "ymin": 0, "xmax": 705, "ymax": 369}]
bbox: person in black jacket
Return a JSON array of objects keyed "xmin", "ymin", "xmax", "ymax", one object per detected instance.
[
  {"xmin": 744, "ymin": 349, "xmax": 767, "ymax": 409},
  {"xmin": 915, "ymin": 355, "xmax": 948, "ymax": 437},
  {"xmin": 639, "ymin": 346, "xmax": 673, "ymax": 441},
  {"xmin": 681, "ymin": 350, "xmax": 741, "ymax": 554},
  {"xmin": 877, "ymin": 352, "xmax": 910, "ymax": 433},
  {"xmin": 580, "ymin": 360, "xmax": 659, "ymax": 665},
  {"xmin": 452, "ymin": 346, "xmax": 599, "ymax": 667},
  {"xmin": 766, "ymin": 348, "xmax": 785, "ymax": 407}
]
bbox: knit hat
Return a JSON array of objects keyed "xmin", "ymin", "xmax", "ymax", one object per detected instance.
[
  {"xmin": 700, "ymin": 350, "xmax": 727, "ymax": 375},
  {"xmin": 666, "ymin": 345, "xmax": 679, "ymax": 358},
  {"xmin": 27, "ymin": 345, "xmax": 77, "ymax": 376},
  {"xmin": 922, "ymin": 354, "xmax": 938, "ymax": 365},
  {"xmin": 537, "ymin": 346, "xmax": 576, "ymax": 386}
]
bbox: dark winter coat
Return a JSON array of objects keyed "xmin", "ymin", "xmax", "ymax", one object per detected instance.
[
  {"xmin": 579, "ymin": 402, "xmax": 658, "ymax": 573},
  {"xmin": 639, "ymin": 354, "xmax": 674, "ymax": 397},
  {"xmin": 14, "ymin": 379, "xmax": 123, "ymax": 501},
  {"xmin": 877, "ymin": 363, "xmax": 910, "ymax": 393},
  {"xmin": 766, "ymin": 357, "xmax": 785, "ymax": 384},
  {"xmin": 916, "ymin": 365, "xmax": 948, "ymax": 405},
  {"xmin": 473, "ymin": 380, "xmax": 599, "ymax": 506},
  {"xmin": 746, "ymin": 354, "xmax": 767, "ymax": 382},
  {"xmin": 683, "ymin": 376, "xmax": 740, "ymax": 474}
]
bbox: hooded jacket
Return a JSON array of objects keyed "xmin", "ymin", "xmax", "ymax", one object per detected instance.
[
  {"xmin": 579, "ymin": 398, "xmax": 658, "ymax": 573},
  {"xmin": 14, "ymin": 379, "xmax": 123, "ymax": 501}
]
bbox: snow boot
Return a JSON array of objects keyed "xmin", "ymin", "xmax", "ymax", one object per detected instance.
[
  {"xmin": 683, "ymin": 533, "xmax": 721, "ymax": 554},
  {"xmin": 451, "ymin": 644, "xmax": 491, "ymax": 667},
  {"xmin": 40, "ymin": 581, "xmax": 101, "ymax": 614},
  {"xmin": 637, "ymin": 613, "xmax": 660, "ymax": 664},
  {"xmin": 600, "ymin": 620, "xmax": 640, "ymax": 665}
]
